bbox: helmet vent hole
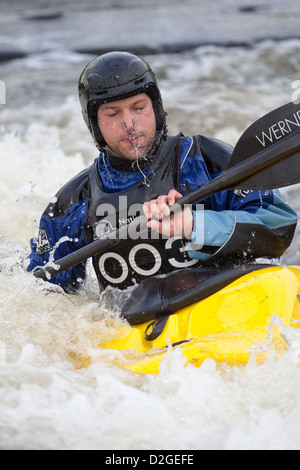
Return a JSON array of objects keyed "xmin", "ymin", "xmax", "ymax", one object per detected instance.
[{"xmin": 134, "ymin": 78, "xmax": 145, "ymax": 85}]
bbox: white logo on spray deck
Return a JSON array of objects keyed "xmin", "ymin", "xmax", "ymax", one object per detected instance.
[
  {"xmin": 99, "ymin": 238, "xmax": 199, "ymax": 284},
  {"xmin": 0, "ymin": 80, "xmax": 6, "ymax": 104},
  {"xmin": 255, "ymin": 109, "xmax": 300, "ymax": 148},
  {"xmin": 292, "ymin": 80, "xmax": 300, "ymax": 105}
]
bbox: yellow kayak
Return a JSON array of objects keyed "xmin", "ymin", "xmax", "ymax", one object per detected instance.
[{"xmin": 92, "ymin": 265, "xmax": 300, "ymax": 374}]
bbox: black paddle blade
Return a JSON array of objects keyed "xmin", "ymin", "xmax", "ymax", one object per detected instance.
[
  {"xmin": 228, "ymin": 101, "xmax": 300, "ymax": 167},
  {"xmin": 226, "ymin": 101, "xmax": 300, "ymax": 190},
  {"xmin": 229, "ymin": 131, "xmax": 300, "ymax": 191}
]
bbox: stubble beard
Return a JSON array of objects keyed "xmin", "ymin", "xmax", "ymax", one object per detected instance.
[{"xmin": 113, "ymin": 133, "xmax": 156, "ymax": 161}]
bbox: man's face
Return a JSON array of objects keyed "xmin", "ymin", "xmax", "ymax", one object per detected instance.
[{"xmin": 97, "ymin": 93, "xmax": 157, "ymax": 160}]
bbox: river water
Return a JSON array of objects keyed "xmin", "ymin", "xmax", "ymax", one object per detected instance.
[{"xmin": 1, "ymin": 0, "xmax": 300, "ymax": 451}]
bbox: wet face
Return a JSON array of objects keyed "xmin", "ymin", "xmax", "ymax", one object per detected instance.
[{"xmin": 97, "ymin": 93, "xmax": 157, "ymax": 160}]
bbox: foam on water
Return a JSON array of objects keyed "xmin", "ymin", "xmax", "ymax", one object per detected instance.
[
  {"xmin": 1, "ymin": 273, "xmax": 300, "ymax": 451},
  {"xmin": 155, "ymin": 40, "xmax": 300, "ymax": 140},
  {"xmin": 1, "ymin": 40, "xmax": 300, "ymax": 449}
]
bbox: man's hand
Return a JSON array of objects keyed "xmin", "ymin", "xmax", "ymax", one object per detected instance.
[{"xmin": 143, "ymin": 189, "xmax": 194, "ymax": 238}]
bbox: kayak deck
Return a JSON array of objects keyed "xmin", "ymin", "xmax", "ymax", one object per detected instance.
[{"xmin": 96, "ymin": 266, "xmax": 300, "ymax": 374}]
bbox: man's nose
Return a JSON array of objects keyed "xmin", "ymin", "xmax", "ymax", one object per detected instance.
[{"xmin": 123, "ymin": 118, "xmax": 136, "ymax": 133}]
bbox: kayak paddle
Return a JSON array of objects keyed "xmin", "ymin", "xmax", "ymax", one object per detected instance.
[{"xmin": 34, "ymin": 101, "xmax": 300, "ymax": 281}]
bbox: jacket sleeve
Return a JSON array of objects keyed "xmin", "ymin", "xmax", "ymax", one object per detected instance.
[
  {"xmin": 179, "ymin": 136, "xmax": 298, "ymax": 265},
  {"xmin": 27, "ymin": 198, "xmax": 89, "ymax": 292},
  {"xmin": 188, "ymin": 189, "xmax": 298, "ymax": 264},
  {"xmin": 27, "ymin": 169, "xmax": 90, "ymax": 292}
]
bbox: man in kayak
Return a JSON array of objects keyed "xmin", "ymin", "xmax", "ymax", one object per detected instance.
[{"xmin": 27, "ymin": 51, "xmax": 298, "ymax": 293}]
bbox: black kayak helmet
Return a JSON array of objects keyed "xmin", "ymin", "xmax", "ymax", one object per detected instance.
[{"xmin": 78, "ymin": 51, "xmax": 167, "ymax": 150}]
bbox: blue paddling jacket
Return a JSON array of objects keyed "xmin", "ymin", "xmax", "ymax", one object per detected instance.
[{"xmin": 27, "ymin": 134, "xmax": 298, "ymax": 292}]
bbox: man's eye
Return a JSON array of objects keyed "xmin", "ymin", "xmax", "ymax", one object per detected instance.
[{"xmin": 108, "ymin": 112, "xmax": 118, "ymax": 117}]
